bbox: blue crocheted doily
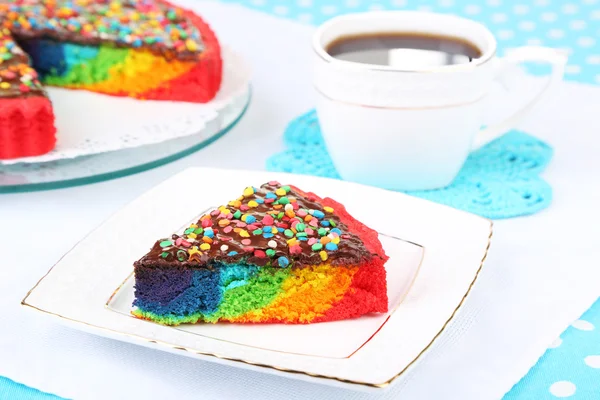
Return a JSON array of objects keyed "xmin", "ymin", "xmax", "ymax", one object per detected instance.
[{"xmin": 266, "ymin": 110, "xmax": 553, "ymax": 219}]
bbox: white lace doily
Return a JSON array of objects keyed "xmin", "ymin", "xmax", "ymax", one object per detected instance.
[{"xmin": 0, "ymin": 46, "xmax": 250, "ymax": 165}]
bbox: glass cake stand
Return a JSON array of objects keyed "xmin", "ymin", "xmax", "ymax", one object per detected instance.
[{"xmin": 0, "ymin": 89, "xmax": 251, "ymax": 194}]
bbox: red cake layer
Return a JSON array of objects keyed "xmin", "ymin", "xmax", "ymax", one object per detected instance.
[
  {"xmin": 141, "ymin": 0, "xmax": 222, "ymax": 102},
  {"xmin": 0, "ymin": 96, "xmax": 56, "ymax": 159},
  {"xmin": 290, "ymin": 186, "xmax": 389, "ymax": 322},
  {"xmin": 316, "ymin": 198, "xmax": 388, "ymax": 321}
]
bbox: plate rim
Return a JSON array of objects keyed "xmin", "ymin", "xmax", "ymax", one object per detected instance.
[{"xmin": 20, "ymin": 181, "xmax": 493, "ymax": 389}]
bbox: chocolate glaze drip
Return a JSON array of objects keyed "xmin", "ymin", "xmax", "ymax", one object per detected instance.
[{"xmin": 136, "ymin": 183, "xmax": 375, "ymax": 269}]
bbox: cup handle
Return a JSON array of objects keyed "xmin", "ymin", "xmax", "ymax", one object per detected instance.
[{"xmin": 472, "ymin": 46, "xmax": 567, "ymax": 150}]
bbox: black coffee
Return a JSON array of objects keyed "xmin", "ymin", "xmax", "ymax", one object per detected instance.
[{"xmin": 325, "ymin": 32, "xmax": 482, "ymax": 68}]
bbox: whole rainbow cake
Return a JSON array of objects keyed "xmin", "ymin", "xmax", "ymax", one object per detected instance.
[
  {"xmin": 0, "ymin": 0, "xmax": 222, "ymax": 159},
  {"xmin": 132, "ymin": 182, "xmax": 389, "ymax": 325}
]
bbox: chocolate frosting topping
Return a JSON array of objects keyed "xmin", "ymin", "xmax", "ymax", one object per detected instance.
[
  {"xmin": 0, "ymin": 29, "xmax": 45, "ymax": 98},
  {"xmin": 136, "ymin": 182, "xmax": 375, "ymax": 269}
]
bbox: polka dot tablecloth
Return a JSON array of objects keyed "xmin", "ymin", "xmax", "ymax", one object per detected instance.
[
  {"xmin": 220, "ymin": 0, "xmax": 600, "ymax": 85},
  {"xmin": 504, "ymin": 301, "xmax": 600, "ymax": 399},
  {"xmin": 2, "ymin": 1, "xmax": 600, "ymax": 399}
]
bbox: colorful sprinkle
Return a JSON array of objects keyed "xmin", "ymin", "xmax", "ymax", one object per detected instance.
[
  {"xmin": 319, "ymin": 251, "xmax": 328, "ymax": 261},
  {"xmin": 277, "ymin": 256, "xmax": 290, "ymax": 267},
  {"xmin": 176, "ymin": 250, "xmax": 187, "ymax": 261},
  {"xmin": 325, "ymin": 242, "xmax": 338, "ymax": 251},
  {"xmin": 313, "ymin": 210, "xmax": 325, "ymax": 219},
  {"xmin": 290, "ymin": 245, "xmax": 302, "ymax": 255},
  {"xmin": 243, "ymin": 186, "xmax": 254, "ymax": 197}
]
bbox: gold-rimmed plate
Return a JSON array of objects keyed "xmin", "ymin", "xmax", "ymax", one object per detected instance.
[{"xmin": 21, "ymin": 168, "xmax": 492, "ymax": 392}]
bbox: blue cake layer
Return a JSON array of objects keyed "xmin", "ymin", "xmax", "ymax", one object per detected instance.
[
  {"xmin": 17, "ymin": 39, "xmax": 99, "ymax": 79},
  {"xmin": 133, "ymin": 263, "xmax": 260, "ymax": 318}
]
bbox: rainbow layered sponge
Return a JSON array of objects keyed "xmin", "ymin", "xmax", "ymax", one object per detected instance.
[
  {"xmin": 16, "ymin": 9, "xmax": 221, "ymax": 103},
  {"xmin": 0, "ymin": 0, "xmax": 222, "ymax": 159},
  {"xmin": 132, "ymin": 182, "xmax": 389, "ymax": 325}
]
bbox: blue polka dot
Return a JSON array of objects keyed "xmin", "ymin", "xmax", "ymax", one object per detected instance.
[{"xmin": 219, "ymin": 0, "xmax": 600, "ymax": 85}]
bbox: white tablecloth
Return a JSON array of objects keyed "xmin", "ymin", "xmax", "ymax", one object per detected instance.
[{"xmin": 1, "ymin": 2, "xmax": 600, "ymax": 399}]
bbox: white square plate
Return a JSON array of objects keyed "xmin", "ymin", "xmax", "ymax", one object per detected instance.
[{"xmin": 22, "ymin": 168, "xmax": 492, "ymax": 392}]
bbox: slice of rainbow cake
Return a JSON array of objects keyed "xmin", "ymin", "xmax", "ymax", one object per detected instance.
[{"xmin": 132, "ymin": 182, "xmax": 388, "ymax": 325}]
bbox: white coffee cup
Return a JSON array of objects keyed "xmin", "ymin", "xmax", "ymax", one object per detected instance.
[{"xmin": 313, "ymin": 11, "xmax": 567, "ymax": 191}]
